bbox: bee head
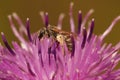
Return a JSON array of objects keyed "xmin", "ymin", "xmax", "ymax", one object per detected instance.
[{"xmin": 38, "ymin": 26, "xmax": 58, "ymax": 40}]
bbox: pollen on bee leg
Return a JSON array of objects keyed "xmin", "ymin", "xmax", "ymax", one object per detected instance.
[
  {"xmin": 56, "ymin": 34, "xmax": 64, "ymax": 45},
  {"xmin": 56, "ymin": 34, "xmax": 65, "ymax": 55}
]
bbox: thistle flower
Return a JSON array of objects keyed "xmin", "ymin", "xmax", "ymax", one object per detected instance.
[{"xmin": 0, "ymin": 2, "xmax": 120, "ymax": 80}]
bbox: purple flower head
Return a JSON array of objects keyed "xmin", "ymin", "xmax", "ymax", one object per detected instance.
[{"xmin": 0, "ymin": 2, "xmax": 120, "ymax": 80}]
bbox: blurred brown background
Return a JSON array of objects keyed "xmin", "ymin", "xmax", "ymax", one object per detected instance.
[{"xmin": 0, "ymin": 0, "xmax": 120, "ymax": 45}]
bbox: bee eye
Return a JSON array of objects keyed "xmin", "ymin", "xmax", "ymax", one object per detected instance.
[{"xmin": 38, "ymin": 30, "xmax": 45, "ymax": 39}]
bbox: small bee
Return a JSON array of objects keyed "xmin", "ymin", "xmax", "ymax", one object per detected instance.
[{"xmin": 38, "ymin": 25, "xmax": 76, "ymax": 53}]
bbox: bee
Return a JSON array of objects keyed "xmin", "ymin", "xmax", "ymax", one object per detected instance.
[{"xmin": 38, "ymin": 25, "xmax": 76, "ymax": 53}]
